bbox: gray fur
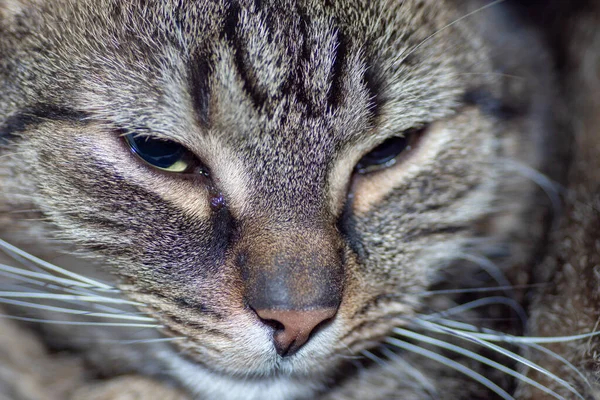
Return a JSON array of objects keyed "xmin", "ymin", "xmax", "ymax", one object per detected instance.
[{"xmin": 0, "ymin": 0, "xmax": 593, "ymax": 399}]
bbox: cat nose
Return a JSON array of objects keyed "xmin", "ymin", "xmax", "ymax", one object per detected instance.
[{"xmin": 255, "ymin": 308, "xmax": 337, "ymax": 356}]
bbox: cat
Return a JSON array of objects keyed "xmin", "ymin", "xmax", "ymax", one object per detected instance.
[{"xmin": 0, "ymin": 0, "xmax": 597, "ymax": 399}]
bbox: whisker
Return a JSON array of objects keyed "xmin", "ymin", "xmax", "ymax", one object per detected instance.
[
  {"xmin": 70, "ymin": 337, "xmax": 187, "ymax": 345},
  {"xmin": 398, "ymin": 0, "xmax": 505, "ymax": 64},
  {"xmin": 419, "ymin": 283, "xmax": 546, "ymax": 296},
  {"xmin": 527, "ymin": 343, "xmax": 592, "ymax": 391},
  {"xmin": 413, "ymin": 316, "xmax": 593, "ymax": 390},
  {"xmin": 392, "ymin": 328, "xmax": 566, "ymax": 400},
  {"xmin": 483, "ymin": 331, "xmax": 600, "ymax": 344},
  {"xmin": 422, "ymin": 317, "xmax": 489, "ymax": 333},
  {"xmin": 0, "ymin": 270, "xmax": 140, "ymax": 317},
  {"xmin": 0, "ymin": 268, "xmax": 65, "ymax": 288},
  {"xmin": 0, "ymin": 152, "xmax": 25, "ymax": 160},
  {"xmin": 421, "ymin": 296, "xmax": 528, "ymax": 328},
  {"xmin": 379, "ymin": 346, "xmax": 438, "ymax": 398},
  {"xmin": 0, "ymin": 298, "xmax": 156, "ymax": 321},
  {"xmin": 0, "ymin": 193, "xmax": 37, "ymax": 201},
  {"xmin": 360, "ymin": 349, "xmax": 387, "ymax": 367},
  {"xmin": 502, "ymin": 159, "xmax": 563, "ymax": 222},
  {"xmin": 2, "ymin": 248, "xmax": 47, "ymax": 274},
  {"xmin": 427, "ymin": 320, "xmax": 600, "ymax": 345},
  {"xmin": 385, "ymin": 338, "xmax": 514, "ymax": 400},
  {"xmin": 0, "ymin": 291, "xmax": 144, "ymax": 306},
  {"xmin": 0, "ymin": 238, "xmax": 113, "ymax": 289},
  {"xmin": 0, "ymin": 268, "xmax": 120, "ymax": 299},
  {"xmin": 0, "ymin": 283, "xmax": 142, "ymax": 315},
  {"xmin": 447, "ymin": 72, "xmax": 525, "ymax": 80},
  {"xmin": 5, "ymin": 209, "xmax": 43, "ymax": 214},
  {"xmin": 0, "ymin": 263, "xmax": 116, "ymax": 291},
  {"xmin": 1, "ymin": 288, "xmax": 139, "ymax": 317},
  {"xmin": 0, "ymin": 314, "xmax": 163, "ymax": 328},
  {"xmin": 456, "ymin": 253, "xmax": 514, "ymax": 298},
  {"xmin": 414, "ymin": 319, "xmax": 584, "ymax": 399}
]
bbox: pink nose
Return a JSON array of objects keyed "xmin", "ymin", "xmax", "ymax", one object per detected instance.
[{"xmin": 255, "ymin": 308, "xmax": 337, "ymax": 356}]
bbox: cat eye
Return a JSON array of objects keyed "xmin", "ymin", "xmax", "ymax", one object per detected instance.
[
  {"xmin": 124, "ymin": 133, "xmax": 201, "ymax": 173},
  {"xmin": 355, "ymin": 130, "xmax": 421, "ymax": 174}
]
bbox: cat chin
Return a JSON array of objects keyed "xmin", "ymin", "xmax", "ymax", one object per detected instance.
[
  {"xmin": 156, "ymin": 348, "xmax": 325, "ymax": 400},
  {"xmin": 165, "ymin": 332, "xmax": 344, "ymax": 381}
]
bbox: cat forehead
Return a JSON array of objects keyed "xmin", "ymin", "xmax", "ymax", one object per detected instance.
[{"xmin": 48, "ymin": 0, "xmax": 464, "ymax": 144}]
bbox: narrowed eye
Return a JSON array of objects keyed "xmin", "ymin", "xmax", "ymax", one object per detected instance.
[
  {"xmin": 124, "ymin": 133, "xmax": 201, "ymax": 173},
  {"xmin": 355, "ymin": 129, "xmax": 422, "ymax": 174}
]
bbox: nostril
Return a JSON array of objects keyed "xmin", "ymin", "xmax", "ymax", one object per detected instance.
[
  {"xmin": 311, "ymin": 316, "xmax": 333, "ymax": 337},
  {"xmin": 254, "ymin": 308, "xmax": 337, "ymax": 357},
  {"xmin": 259, "ymin": 317, "xmax": 285, "ymax": 332}
]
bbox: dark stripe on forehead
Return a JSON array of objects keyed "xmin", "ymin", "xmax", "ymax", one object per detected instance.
[
  {"xmin": 221, "ymin": 0, "xmax": 240, "ymax": 41},
  {"xmin": 189, "ymin": 58, "xmax": 211, "ymax": 127},
  {"xmin": 0, "ymin": 105, "xmax": 90, "ymax": 143},
  {"xmin": 362, "ymin": 54, "xmax": 385, "ymax": 121},
  {"xmin": 224, "ymin": 2, "xmax": 268, "ymax": 109},
  {"xmin": 327, "ymin": 29, "xmax": 348, "ymax": 109}
]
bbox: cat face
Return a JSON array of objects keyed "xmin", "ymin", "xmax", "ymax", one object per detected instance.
[{"xmin": 0, "ymin": 0, "xmax": 559, "ymax": 397}]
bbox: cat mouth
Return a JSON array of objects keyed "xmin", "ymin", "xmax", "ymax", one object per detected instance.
[{"xmin": 144, "ymin": 300, "xmax": 415, "ymax": 381}]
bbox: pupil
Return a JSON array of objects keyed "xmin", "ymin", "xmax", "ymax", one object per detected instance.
[
  {"xmin": 356, "ymin": 135, "xmax": 410, "ymax": 172},
  {"xmin": 127, "ymin": 135, "xmax": 186, "ymax": 169}
]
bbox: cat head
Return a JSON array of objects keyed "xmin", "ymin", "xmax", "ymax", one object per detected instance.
[{"xmin": 0, "ymin": 0, "xmax": 560, "ymax": 393}]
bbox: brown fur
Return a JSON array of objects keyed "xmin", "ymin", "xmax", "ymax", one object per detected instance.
[
  {"xmin": 0, "ymin": 313, "xmax": 188, "ymax": 400},
  {"xmin": 0, "ymin": 0, "xmax": 590, "ymax": 399},
  {"xmin": 515, "ymin": 3, "xmax": 600, "ymax": 399}
]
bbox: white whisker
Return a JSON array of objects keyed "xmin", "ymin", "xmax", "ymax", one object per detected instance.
[
  {"xmin": 5, "ymin": 209, "xmax": 42, "ymax": 214},
  {"xmin": 0, "ymin": 291, "xmax": 143, "ymax": 306},
  {"xmin": 0, "ymin": 152, "xmax": 25, "ymax": 160},
  {"xmin": 420, "ymin": 317, "xmax": 487, "ymax": 333},
  {"xmin": 0, "ymin": 268, "xmax": 61, "ymax": 288},
  {"xmin": 360, "ymin": 349, "xmax": 387, "ymax": 367},
  {"xmin": 527, "ymin": 343, "xmax": 592, "ymax": 390},
  {"xmin": 0, "ymin": 263, "xmax": 116, "ymax": 291},
  {"xmin": 425, "ymin": 318, "xmax": 600, "ymax": 345},
  {"xmin": 380, "ymin": 346, "xmax": 438, "ymax": 397},
  {"xmin": 0, "ymin": 313, "xmax": 163, "ymax": 328},
  {"xmin": 0, "ymin": 268, "xmax": 120, "ymax": 300},
  {"xmin": 392, "ymin": 328, "xmax": 566, "ymax": 400},
  {"xmin": 420, "ymin": 283, "xmax": 545, "ymax": 296},
  {"xmin": 399, "ymin": 0, "xmax": 505, "ymax": 64},
  {"xmin": 483, "ymin": 330, "xmax": 600, "ymax": 344},
  {"xmin": 0, "ymin": 273, "xmax": 142, "ymax": 320},
  {"xmin": 88, "ymin": 337, "xmax": 186, "ymax": 345},
  {"xmin": 0, "ymin": 238, "xmax": 113, "ymax": 289},
  {"xmin": 447, "ymin": 72, "xmax": 524, "ymax": 80},
  {"xmin": 421, "ymin": 296, "xmax": 527, "ymax": 328},
  {"xmin": 0, "ymin": 283, "xmax": 140, "ymax": 315},
  {"xmin": 2, "ymin": 248, "xmax": 46, "ymax": 274},
  {"xmin": 385, "ymin": 338, "xmax": 514, "ymax": 400},
  {"xmin": 456, "ymin": 253, "xmax": 514, "ymax": 297},
  {"xmin": 0, "ymin": 298, "xmax": 156, "ymax": 321},
  {"xmin": 414, "ymin": 316, "xmax": 593, "ymax": 390},
  {"xmin": 502, "ymin": 159, "xmax": 563, "ymax": 222},
  {"xmin": 414, "ymin": 319, "xmax": 584, "ymax": 399}
]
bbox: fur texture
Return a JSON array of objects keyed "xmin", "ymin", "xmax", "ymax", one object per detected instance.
[{"xmin": 0, "ymin": 0, "xmax": 596, "ymax": 399}]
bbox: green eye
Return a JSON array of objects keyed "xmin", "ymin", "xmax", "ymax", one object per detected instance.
[{"xmin": 124, "ymin": 134, "xmax": 198, "ymax": 173}]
